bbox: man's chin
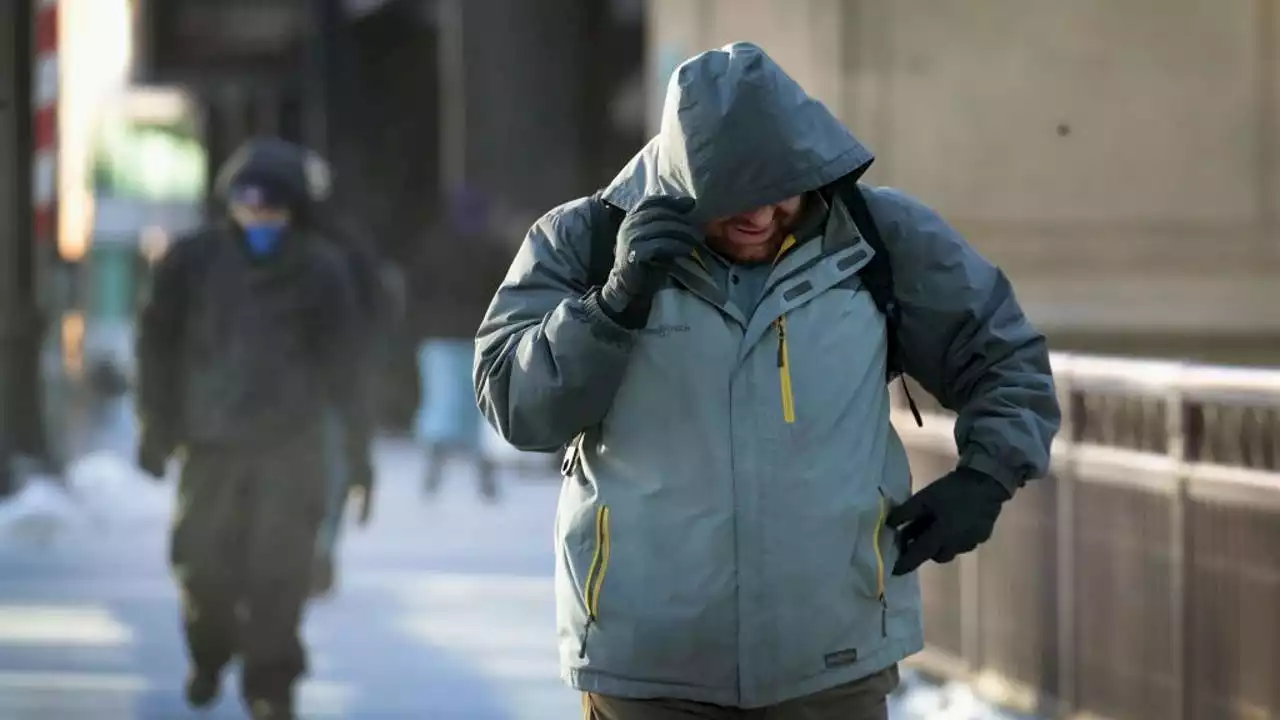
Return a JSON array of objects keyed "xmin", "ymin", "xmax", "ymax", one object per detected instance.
[
  {"xmin": 723, "ymin": 247, "xmax": 777, "ymax": 264},
  {"xmin": 708, "ymin": 234, "xmax": 783, "ymax": 263}
]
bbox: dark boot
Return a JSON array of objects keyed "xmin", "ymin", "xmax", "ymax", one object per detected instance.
[
  {"xmin": 184, "ymin": 666, "xmax": 222, "ymax": 709},
  {"xmin": 243, "ymin": 665, "xmax": 300, "ymax": 720},
  {"xmin": 248, "ymin": 694, "xmax": 296, "ymax": 720}
]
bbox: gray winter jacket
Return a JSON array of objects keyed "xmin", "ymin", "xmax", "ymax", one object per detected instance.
[{"xmin": 474, "ymin": 42, "xmax": 1059, "ymax": 708}]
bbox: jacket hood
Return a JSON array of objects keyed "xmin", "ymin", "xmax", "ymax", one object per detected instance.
[
  {"xmin": 602, "ymin": 42, "xmax": 873, "ymax": 221},
  {"xmin": 213, "ymin": 137, "xmax": 332, "ymax": 210}
]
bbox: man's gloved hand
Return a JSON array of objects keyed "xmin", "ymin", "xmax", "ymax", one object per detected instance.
[
  {"xmin": 136, "ymin": 435, "xmax": 172, "ymax": 481},
  {"xmin": 597, "ymin": 195, "xmax": 703, "ymax": 329},
  {"xmin": 888, "ymin": 467, "xmax": 1011, "ymax": 576}
]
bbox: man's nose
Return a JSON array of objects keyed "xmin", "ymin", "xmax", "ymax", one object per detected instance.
[{"xmin": 741, "ymin": 205, "xmax": 774, "ymax": 226}]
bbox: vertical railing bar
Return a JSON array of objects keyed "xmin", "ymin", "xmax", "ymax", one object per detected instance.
[
  {"xmin": 959, "ymin": 353, "xmax": 992, "ymax": 673},
  {"xmin": 960, "ymin": 539, "xmax": 982, "ymax": 673},
  {"xmin": 1055, "ymin": 361, "xmax": 1078, "ymax": 716},
  {"xmin": 1167, "ymin": 365, "xmax": 1191, "ymax": 720}
]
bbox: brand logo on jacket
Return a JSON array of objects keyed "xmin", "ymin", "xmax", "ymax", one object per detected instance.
[{"xmin": 639, "ymin": 324, "xmax": 691, "ymax": 338}]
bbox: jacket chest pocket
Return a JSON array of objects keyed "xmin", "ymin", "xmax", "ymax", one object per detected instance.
[
  {"xmin": 760, "ymin": 289, "xmax": 887, "ymax": 432},
  {"xmin": 748, "ymin": 240, "xmax": 881, "ymax": 428}
]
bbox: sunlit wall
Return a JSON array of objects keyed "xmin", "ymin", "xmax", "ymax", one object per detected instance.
[{"xmin": 58, "ymin": 0, "xmax": 133, "ymax": 261}]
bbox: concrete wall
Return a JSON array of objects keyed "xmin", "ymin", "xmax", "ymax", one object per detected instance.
[{"xmin": 646, "ymin": 0, "xmax": 1280, "ymax": 358}]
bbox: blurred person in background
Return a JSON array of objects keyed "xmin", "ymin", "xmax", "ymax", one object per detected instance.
[
  {"xmin": 475, "ymin": 43, "xmax": 1059, "ymax": 719},
  {"xmin": 410, "ymin": 186, "xmax": 512, "ymax": 502},
  {"xmin": 134, "ymin": 137, "xmax": 372, "ymax": 720},
  {"xmin": 310, "ymin": 207, "xmax": 405, "ymax": 598}
]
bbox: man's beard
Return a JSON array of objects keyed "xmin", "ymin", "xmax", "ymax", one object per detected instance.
[
  {"xmin": 714, "ymin": 235, "xmax": 784, "ymax": 264},
  {"xmin": 708, "ymin": 212, "xmax": 802, "ymax": 264}
]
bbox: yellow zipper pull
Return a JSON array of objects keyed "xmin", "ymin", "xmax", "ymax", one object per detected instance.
[
  {"xmin": 776, "ymin": 316, "xmax": 796, "ymax": 423},
  {"xmin": 775, "ymin": 318, "xmax": 785, "ymax": 367},
  {"xmin": 773, "ymin": 234, "xmax": 799, "ymax": 423}
]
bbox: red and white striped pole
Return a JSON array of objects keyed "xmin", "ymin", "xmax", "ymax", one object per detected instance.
[{"xmin": 32, "ymin": 0, "xmax": 58, "ymax": 247}]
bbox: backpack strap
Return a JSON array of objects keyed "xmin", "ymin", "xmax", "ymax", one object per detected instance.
[
  {"xmin": 586, "ymin": 191, "xmax": 625, "ymax": 289},
  {"xmin": 835, "ymin": 182, "xmax": 924, "ymax": 427},
  {"xmin": 562, "ymin": 192, "xmax": 627, "ymax": 467}
]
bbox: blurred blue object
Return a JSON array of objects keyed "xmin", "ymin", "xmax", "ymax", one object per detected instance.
[{"xmin": 414, "ymin": 339, "xmax": 482, "ymax": 451}]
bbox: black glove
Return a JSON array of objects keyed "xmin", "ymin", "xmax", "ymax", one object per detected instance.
[
  {"xmin": 136, "ymin": 435, "xmax": 172, "ymax": 480},
  {"xmin": 888, "ymin": 467, "xmax": 1011, "ymax": 576},
  {"xmin": 597, "ymin": 195, "xmax": 703, "ymax": 329}
]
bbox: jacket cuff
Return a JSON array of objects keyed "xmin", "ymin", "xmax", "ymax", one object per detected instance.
[
  {"xmin": 957, "ymin": 450, "xmax": 1021, "ymax": 498},
  {"xmin": 576, "ymin": 291, "xmax": 637, "ymax": 348}
]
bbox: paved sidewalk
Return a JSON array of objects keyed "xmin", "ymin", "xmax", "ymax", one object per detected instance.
[{"xmin": 0, "ymin": 439, "xmax": 575, "ymax": 719}]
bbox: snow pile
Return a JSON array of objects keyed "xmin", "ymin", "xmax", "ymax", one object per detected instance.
[
  {"xmin": 0, "ymin": 475, "xmax": 86, "ymax": 550},
  {"xmin": 65, "ymin": 450, "xmax": 173, "ymax": 530},
  {"xmin": 889, "ymin": 669, "xmax": 1040, "ymax": 720},
  {"xmin": 0, "ymin": 450, "xmax": 172, "ymax": 551}
]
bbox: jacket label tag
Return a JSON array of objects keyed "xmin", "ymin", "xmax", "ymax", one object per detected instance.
[{"xmin": 823, "ymin": 648, "xmax": 859, "ymax": 668}]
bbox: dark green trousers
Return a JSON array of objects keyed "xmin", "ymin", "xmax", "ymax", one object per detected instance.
[
  {"xmin": 170, "ymin": 441, "xmax": 328, "ymax": 703},
  {"xmin": 585, "ymin": 665, "xmax": 898, "ymax": 720}
]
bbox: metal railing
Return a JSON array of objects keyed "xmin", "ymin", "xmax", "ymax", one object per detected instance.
[{"xmin": 893, "ymin": 353, "xmax": 1280, "ymax": 720}]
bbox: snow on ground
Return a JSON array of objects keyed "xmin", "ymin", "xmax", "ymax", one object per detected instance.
[
  {"xmin": 0, "ymin": 475, "xmax": 87, "ymax": 550},
  {"xmin": 0, "ymin": 450, "xmax": 171, "ymax": 553}
]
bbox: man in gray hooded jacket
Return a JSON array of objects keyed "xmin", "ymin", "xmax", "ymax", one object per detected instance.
[{"xmin": 475, "ymin": 42, "xmax": 1060, "ymax": 719}]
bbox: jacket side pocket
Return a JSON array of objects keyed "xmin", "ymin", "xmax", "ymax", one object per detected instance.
[{"xmin": 579, "ymin": 505, "xmax": 612, "ymax": 658}]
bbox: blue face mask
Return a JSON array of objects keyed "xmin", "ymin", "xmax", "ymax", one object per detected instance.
[{"xmin": 241, "ymin": 222, "xmax": 287, "ymax": 257}]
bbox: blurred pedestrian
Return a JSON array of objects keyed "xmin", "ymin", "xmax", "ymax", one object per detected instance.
[
  {"xmin": 309, "ymin": 206, "xmax": 404, "ymax": 598},
  {"xmin": 475, "ymin": 43, "xmax": 1061, "ymax": 719},
  {"xmin": 134, "ymin": 137, "xmax": 372, "ymax": 720},
  {"xmin": 410, "ymin": 187, "xmax": 512, "ymax": 502}
]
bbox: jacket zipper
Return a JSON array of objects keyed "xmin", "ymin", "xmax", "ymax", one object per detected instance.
[
  {"xmin": 773, "ymin": 234, "xmax": 798, "ymax": 425},
  {"xmin": 775, "ymin": 315, "xmax": 796, "ymax": 424},
  {"xmin": 874, "ymin": 487, "xmax": 889, "ymax": 637},
  {"xmin": 579, "ymin": 505, "xmax": 612, "ymax": 658}
]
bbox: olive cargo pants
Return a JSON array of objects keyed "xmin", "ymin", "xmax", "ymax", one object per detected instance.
[
  {"xmin": 170, "ymin": 441, "xmax": 328, "ymax": 703},
  {"xmin": 584, "ymin": 664, "xmax": 899, "ymax": 720}
]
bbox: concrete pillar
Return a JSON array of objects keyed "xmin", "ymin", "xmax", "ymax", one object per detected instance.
[
  {"xmin": 311, "ymin": 0, "xmax": 362, "ymax": 215},
  {"xmin": 0, "ymin": 0, "xmax": 23, "ymax": 493},
  {"xmin": 300, "ymin": 0, "xmax": 333, "ymax": 155},
  {"xmin": 437, "ymin": 0, "xmax": 590, "ymax": 235},
  {"xmin": 0, "ymin": 0, "xmax": 43, "ymax": 491},
  {"xmin": 202, "ymin": 84, "xmax": 275, "ymax": 211}
]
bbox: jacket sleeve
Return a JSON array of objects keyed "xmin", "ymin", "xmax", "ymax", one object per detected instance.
[
  {"xmin": 474, "ymin": 199, "xmax": 637, "ymax": 452},
  {"xmin": 311, "ymin": 249, "xmax": 374, "ymax": 461},
  {"xmin": 134, "ymin": 236, "xmax": 198, "ymax": 449},
  {"xmin": 867, "ymin": 186, "xmax": 1061, "ymax": 494}
]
